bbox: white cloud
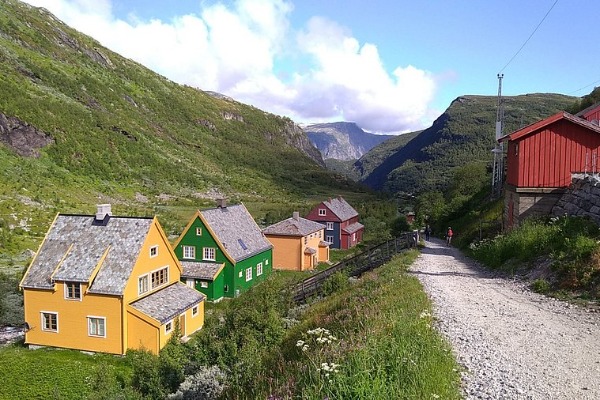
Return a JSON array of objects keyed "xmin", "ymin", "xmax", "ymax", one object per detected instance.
[{"xmin": 21, "ymin": 0, "xmax": 438, "ymax": 133}]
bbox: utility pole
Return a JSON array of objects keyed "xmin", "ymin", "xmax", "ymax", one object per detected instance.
[{"xmin": 492, "ymin": 74, "xmax": 505, "ymax": 197}]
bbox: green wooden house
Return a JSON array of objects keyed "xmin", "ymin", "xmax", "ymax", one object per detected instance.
[{"xmin": 173, "ymin": 200, "xmax": 273, "ymax": 301}]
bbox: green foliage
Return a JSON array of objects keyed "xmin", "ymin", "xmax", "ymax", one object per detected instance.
[
  {"xmin": 167, "ymin": 365, "xmax": 227, "ymax": 400},
  {"xmin": 568, "ymin": 86, "xmax": 600, "ymax": 114},
  {"xmin": 531, "ymin": 279, "xmax": 551, "ymax": 294},
  {"xmin": 128, "ymin": 349, "xmax": 165, "ymax": 400},
  {"xmin": 321, "ymin": 271, "xmax": 350, "ymax": 296},
  {"xmin": 389, "ymin": 215, "xmax": 411, "ymax": 237}
]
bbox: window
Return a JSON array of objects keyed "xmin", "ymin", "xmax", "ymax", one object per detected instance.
[
  {"xmin": 41, "ymin": 312, "xmax": 58, "ymax": 332},
  {"xmin": 64, "ymin": 282, "xmax": 81, "ymax": 300},
  {"xmin": 88, "ymin": 317, "xmax": 106, "ymax": 337},
  {"xmin": 304, "ymin": 237, "xmax": 307, "ymax": 244},
  {"xmin": 224, "ymin": 285, "xmax": 229, "ymax": 292},
  {"xmin": 265, "ymin": 259, "xmax": 269, "ymax": 265},
  {"xmin": 200, "ymin": 281, "xmax": 209, "ymax": 288},
  {"xmin": 238, "ymin": 271, "xmax": 243, "ymax": 278},
  {"xmin": 352, "ymin": 233, "xmax": 356, "ymax": 241},
  {"xmin": 165, "ymin": 320, "xmax": 173, "ymax": 334},
  {"xmin": 203, "ymin": 247, "xmax": 216, "ymax": 261},
  {"xmin": 183, "ymin": 245, "xmax": 195, "ymax": 259},
  {"xmin": 192, "ymin": 306, "xmax": 199, "ymax": 317},
  {"xmin": 149, "ymin": 245, "xmax": 158, "ymax": 258},
  {"xmin": 151, "ymin": 267, "xmax": 168, "ymax": 289},
  {"xmin": 257, "ymin": 262, "xmax": 263, "ymax": 276},
  {"xmin": 326, "ymin": 235, "xmax": 334, "ymax": 243},
  {"xmin": 138, "ymin": 275, "xmax": 149, "ymax": 295},
  {"xmin": 318, "ymin": 208, "xmax": 326, "ymax": 216},
  {"xmin": 196, "ymin": 227, "xmax": 202, "ymax": 236},
  {"xmin": 186, "ymin": 279, "xmax": 195, "ymax": 288},
  {"xmin": 245, "ymin": 268, "xmax": 252, "ymax": 281},
  {"xmin": 326, "ymin": 222, "xmax": 334, "ymax": 231}
]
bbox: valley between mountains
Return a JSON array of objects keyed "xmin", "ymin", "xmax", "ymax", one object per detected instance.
[{"xmin": 412, "ymin": 239, "xmax": 600, "ymax": 400}]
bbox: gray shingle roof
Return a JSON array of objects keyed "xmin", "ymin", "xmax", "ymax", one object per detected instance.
[
  {"xmin": 342, "ymin": 222, "xmax": 364, "ymax": 234},
  {"xmin": 181, "ymin": 261, "xmax": 224, "ymax": 280},
  {"xmin": 21, "ymin": 214, "xmax": 153, "ymax": 295},
  {"xmin": 324, "ymin": 197, "xmax": 358, "ymax": 221},
  {"xmin": 129, "ymin": 282, "xmax": 204, "ymax": 324},
  {"xmin": 263, "ymin": 216, "xmax": 325, "ymax": 237},
  {"xmin": 201, "ymin": 204, "xmax": 272, "ymax": 262}
]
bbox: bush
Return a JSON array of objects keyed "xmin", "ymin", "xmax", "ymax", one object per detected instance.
[
  {"xmin": 530, "ymin": 279, "xmax": 551, "ymax": 294},
  {"xmin": 321, "ymin": 271, "xmax": 349, "ymax": 296},
  {"xmin": 168, "ymin": 366, "xmax": 227, "ymax": 400}
]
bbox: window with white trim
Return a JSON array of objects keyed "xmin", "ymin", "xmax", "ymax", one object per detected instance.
[
  {"xmin": 326, "ymin": 222, "xmax": 334, "ymax": 230},
  {"xmin": 200, "ymin": 281, "xmax": 208, "ymax": 288},
  {"xmin": 182, "ymin": 245, "xmax": 195, "ymax": 259},
  {"xmin": 165, "ymin": 320, "xmax": 173, "ymax": 334},
  {"xmin": 245, "ymin": 267, "xmax": 252, "ymax": 281},
  {"xmin": 257, "ymin": 262, "xmax": 263, "ymax": 276},
  {"xmin": 265, "ymin": 259, "xmax": 269, "ymax": 265},
  {"xmin": 318, "ymin": 208, "xmax": 326, "ymax": 216},
  {"xmin": 196, "ymin": 227, "xmax": 202, "ymax": 236},
  {"xmin": 149, "ymin": 245, "xmax": 158, "ymax": 258},
  {"xmin": 41, "ymin": 312, "xmax": 58, "ymax": 332},
  {"xmin": 192, "ymin": 306, "xmax": 198, "ymax": 317},
  {"xmin": 64, "ymin": 282, "xmax": 81, "ymax": 300},
  {"xmin": 352, "ymin": 233, "xmax": 356, "ymax": 241},
  {"xmin": 203, "ymin": 247, "xmax": 216, "ymax": 261},
  {"xmin": 138, "ymin": 275, "xmax": 149, "ymax": 295},
  {"xmin": 88, "ymin": 316, "xmax": 106, "ymax": 337},
  {"xmin": 326, "ymin": 235, "xmax": 334, "ymax": 243},
  {"xmin": 186, "ymin": 279, "xmax": 195, "ymax": 288},
  {"xmin": 151, "ymin": 267, "xmax": 168, "ymax": 289}
]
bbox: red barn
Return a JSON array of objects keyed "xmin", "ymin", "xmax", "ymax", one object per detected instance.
[
  {"xmin": 499, "ymin": 103, "xmax": 600, "ymax": 229},
  {"xmin": 306, "ymin": 196, "xmax": 364, "ymax": 249}
]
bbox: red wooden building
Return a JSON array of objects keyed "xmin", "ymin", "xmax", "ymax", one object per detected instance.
[
  {"xmin": 499, "ymin": 103, "xmax": 600, "ymax": 229},
  {"xmin": 305, "ymin": 196, "xmax": 364, "ymax": 249}
]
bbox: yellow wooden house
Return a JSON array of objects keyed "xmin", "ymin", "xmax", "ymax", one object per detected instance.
[
  {"xmin": 263, "ymin": 212, "xmax": 330, "ymax": 271},
  {"xmin": 19, "ymin": 204, "xmax": 205, "ymax": 355}
]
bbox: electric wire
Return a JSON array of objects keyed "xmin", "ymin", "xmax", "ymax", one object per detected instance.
[{"xmin": 498, "ymin": 0, "xmax": 559, "ymax": 74}]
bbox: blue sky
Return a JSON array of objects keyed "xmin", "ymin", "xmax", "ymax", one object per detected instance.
[{"xmin": 21, "ymin": 0, "xmax": 600, "ymax": 134}]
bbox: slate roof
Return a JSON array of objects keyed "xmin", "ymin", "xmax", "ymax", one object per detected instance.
[
  {"xmin": 21, "ymin": 214, "xmax": 153, "ymax": 295},
  {"xmin": 129, "ymin": 282, "xmax": 204, "ymax": 324},
  {"xmin": 342, "ymin": 222, "xmax": 364, "ymax": 234},
  {"xmin": 323, "ymin": 197, "xmax": 358, "ymax": 221},
  {"xmin": 180, "ymin": 261, "xmax": 224, "ymax": 280},
  {"xmin": 201, "ymin": 204, "xmax": 272, "ymax": 262},
  {"xmin": 263, "ymin": 216, "xmax": 325, "ymax": 237},
  {"xmin": 499, "ymin": 111, "xmax": 600, "ymax": 143}
]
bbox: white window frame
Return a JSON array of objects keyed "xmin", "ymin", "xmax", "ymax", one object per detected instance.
[
  {"xmin": 245, "ymin": 267, "xmax": 252, "ymax": 282},
  {"xmin": 352, "ymin": 233, "xmax": 357, "ymax": 241},
  {"xmin": 149, "ymin": 245, "xmax": 158, "ymax": 258},
  {"xmin": 326, "ymin": 235, "xmax": 334, "ymax": 243},
  {"xmin": 186, "ymin": 279, "xmax": 195, "ymax": 288},
  {"xmin": 138, "ymin": 275, "xmax": 149, "ymax": 295},
  {"xmin": 151, "ymin": 266, "xmax": 169, "ymax": 289},
  {"xmin": 192, "ymin": 306, "xmax": 199, "ymax": 317},
  {"xmin": 196, "ymin": 227, "xmax": 202, "ymax": 236},
  {"xmin": 257, "ymin": 262, "xmax": 263, "ymax": 276},
  {"xmin": 203, "ymin": 247, "xmax": 216, "ymax": 261},
  {"xmin": 41, "ymin": 311, "xmax": 58, "ymax": 332},
  {"xmin": 182, "ymin": 245, "xmax": 196, "ymax": 259},
  {"xmin": 265, "ymin": 259, "xmax": 269, "ymax": 265},
  {"xmin": 318, "ymin": 208, "xmax": 326, "ymax": 216},
  {"xmin": 64, "ymin": 282, "xmax": 82, "ymax": 300},
  {"xmin": 326, "ymin": 222, "xmax": 334, "ymax": 231},
  {"xmin": 200, "ymin": 281, "xmax": 209, "ymax": 288},
  {"xmin": 165, "ymin": 320, "xmax": 173, "ymax": 334},
  {"xmin": 88, "ymin": 316, "xmax": 106, "ymax": 338}
]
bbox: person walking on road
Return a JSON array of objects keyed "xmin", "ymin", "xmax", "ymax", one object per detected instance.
[
  {"xmin": 446, "ymin": 227, "xmax": 453, "ymax": 246},
  {"xmin": 424, "ymin": 224, "xmax": 431, "ymax": 241}
]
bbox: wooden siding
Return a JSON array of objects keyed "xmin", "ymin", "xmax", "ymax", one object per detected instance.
[
  {"xmin": 267, "ymin": 229, "xmax": 328, "ymax": 271},
  {"xmin": 506, "ymin": 120, "xmax": 600, "ymax": 188}
]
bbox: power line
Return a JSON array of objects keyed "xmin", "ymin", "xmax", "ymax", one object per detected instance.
[
  {"xmin": 568, "ymin": 79, "xmax": 600, "ymax": 95},
  {"xmin": 499, "ymin": 0, "xmax": 559, "ymax": 74}
]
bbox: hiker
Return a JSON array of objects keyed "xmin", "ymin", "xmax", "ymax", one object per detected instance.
[
  {"xmin": 446, "ymin": 227, "xmax": 453, "ymax": 246},
  {"xmin": 424, "ymin": 224, "xmax": 431, "ymax": 241}
]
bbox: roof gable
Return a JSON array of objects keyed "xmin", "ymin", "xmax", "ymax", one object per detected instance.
[
  {"xmin": 200, "ymin": 204, "xmax": 272, "ymax": 262},
  {"xmin": 263, "ymin": 217, "xmax": 325, "ymax": 237},
  {"xmin": 21, "ymin": 214, "xmax": 153, "ymax": 295},
  {"xmin": 500, "ymin": 111, "xmax": 600, "ymax": 143},
  {"xmin": 323, "ymin": 197, "xmax": 358, "ymax": 221}
]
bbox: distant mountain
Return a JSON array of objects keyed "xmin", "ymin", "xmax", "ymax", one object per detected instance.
[
  {"xmin": 304, "ymin": 122, "xmax": 394, "ymax": 161},
  {"xmin": 355, "ymin": 94, "xmax": 577, "ymax": 194}
]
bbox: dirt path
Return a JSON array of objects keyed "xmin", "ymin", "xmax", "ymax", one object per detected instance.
[{"xmin": 410, "ymin": 238, "xmax": 600, "ymax": 400}]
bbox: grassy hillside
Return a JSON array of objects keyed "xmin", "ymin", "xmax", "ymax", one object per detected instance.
[
  {"xmin": 0, "ymin": 0, "xmax": 373, "ymax": 261},
  {"xmin": 356, "ymin": 94, "xmax": 576, "ymax": 195}
]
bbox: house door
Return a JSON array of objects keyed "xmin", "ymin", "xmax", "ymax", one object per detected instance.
[{"xmin": 179, "ymin": 314, "xmax": 186, "ymax": 336}]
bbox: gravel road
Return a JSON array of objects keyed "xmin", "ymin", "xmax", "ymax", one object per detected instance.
[{"xmin": 410, "ymin": 238, "xmax": 600, "ymax": 400}]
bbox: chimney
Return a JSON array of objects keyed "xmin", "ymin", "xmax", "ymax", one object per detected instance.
[
  {"xmin": 216, "ymin": 198, "xmax": 227, "ymax": 208},
  {"xmin": 95, "ymin": 204, "xmax": 112, "ymax": 221},
  {"xmin": 292, "ymin": 211, "xmax": 300, "ymax": 221}
]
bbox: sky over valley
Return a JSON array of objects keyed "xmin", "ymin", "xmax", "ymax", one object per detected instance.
[{"xmin": 20, "ymin": 0, "xmax": 600, "ymax": 134}]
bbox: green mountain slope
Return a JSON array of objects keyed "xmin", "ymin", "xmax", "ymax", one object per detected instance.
[
  {"xmin": 0, "ymin": 0, "xmax": 367, "ymax": 257},
  {"xmin": 355, "ymin": 94, "xmax": 576, "ymax": 194}
]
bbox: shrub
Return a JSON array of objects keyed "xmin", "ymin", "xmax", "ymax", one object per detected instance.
[
  {"xmin": 321, "ymin": 271, "xmax": 349, "ymax": 296},
  {"xmin": 168, "ymin": 366, "xmax": 227, "ymax": 400},
  {"xmin": 530, "ymin": 279, "xmax": 551, "ymax": 294}
]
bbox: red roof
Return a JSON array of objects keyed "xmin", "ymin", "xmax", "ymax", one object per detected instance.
[{"xmin": 499, "ymin": 112, "xmax": 600, "ymax": 143}]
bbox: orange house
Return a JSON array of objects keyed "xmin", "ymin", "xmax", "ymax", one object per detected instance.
[
  {"xmin": 263, "ymin": 212, "xmax": 330, "ymax": 271},
  {"xmin": 19, "ymin": 204, "xmax": 205, "ymax": 355}
]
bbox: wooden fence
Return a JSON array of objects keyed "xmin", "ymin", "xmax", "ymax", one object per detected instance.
[{"xmin": 291, "ymin": 231, "xmax": 419, "ymax": 303}]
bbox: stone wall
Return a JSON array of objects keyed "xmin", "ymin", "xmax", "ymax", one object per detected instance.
[{"xmin": 552, "ymin": 175, "xmax": 600, "ymax": 225}]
